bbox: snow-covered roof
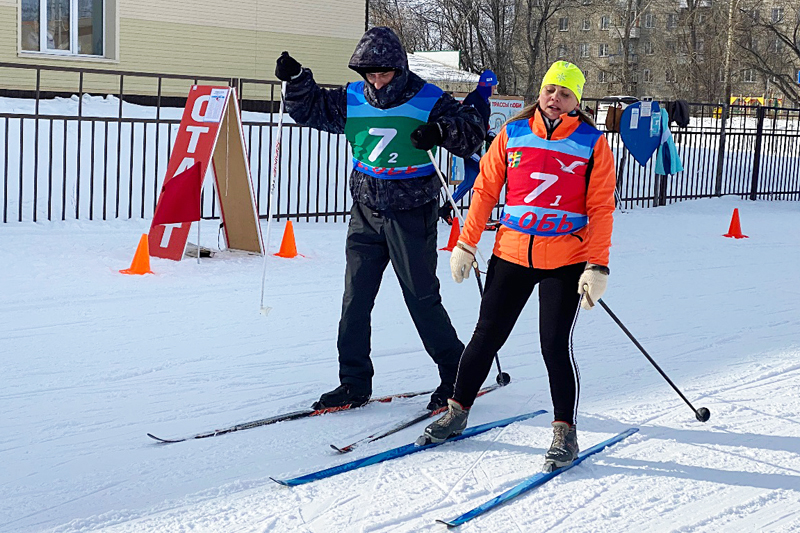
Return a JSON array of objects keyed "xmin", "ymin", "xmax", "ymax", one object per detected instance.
[{"xmin": 408, "ymin": 53, "xmax": 479, "ymax": 89}]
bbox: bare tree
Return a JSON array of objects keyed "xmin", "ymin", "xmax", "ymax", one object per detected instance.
[
  {"xmin": 737, "ymin": 0, "xmax": 800, "ymax": 105},
  {"xmin": 369, "ymin": 0, "xmax": 531, "ymax": 96},
  {"xmin": 519, "ymin": 0, "xmax": 578, "ymax": 99}
]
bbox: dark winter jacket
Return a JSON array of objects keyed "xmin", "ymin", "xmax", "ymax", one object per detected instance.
[
  {"xmin": 462, "ymin": 89, "xmax": 491, "ymax": 134},
  {"xmin": 666, "ymin": 100, "xmax": 690, "ymax": 128},
  {"xmin": 284, "ymin": 27, "xmax": 485, "ymax": 211}
]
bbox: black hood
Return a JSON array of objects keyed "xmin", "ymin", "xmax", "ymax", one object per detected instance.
[
  {"xmin": 348, "ymin": 26, "xmax": 408, "ymax": 74},
  {"xmin": 348, "ymin": 27, "xmax": 416, "ymax": 109}
]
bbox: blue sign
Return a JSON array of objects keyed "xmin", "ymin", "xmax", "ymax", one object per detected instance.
[{"xmin": 619, "ymin": 101, "xmax": 662, "ymax": 166}]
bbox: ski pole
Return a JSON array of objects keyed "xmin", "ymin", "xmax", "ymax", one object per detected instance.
[
  {"xmin": 428, "ymin": 150, "xmax": 510, "ymax": 386},
  {"xmin": 584, "ymin": 290, "xmax": 710, "ymax": 423},
  {"xmin": 259, "ymin": 81, "xmax": 287, "ymax": 316}
]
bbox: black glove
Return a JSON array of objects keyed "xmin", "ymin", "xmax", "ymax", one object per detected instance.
[
  {"xmin": 486, "ymin": 131, "xmax": 497, "ymax": 146},
  {"xmin": 410, "ymin": 123, "xmax": 444, "ymax": 151},
  {"xmin": 275, "ymin": 51, "xmax": 302, "ymax": 82},
  {"xmin": 438, "ymin": 204, "xmax": 454, "ymax": 224}
]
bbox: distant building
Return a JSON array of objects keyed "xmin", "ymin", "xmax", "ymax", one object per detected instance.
[{"xmin": 548, "ymin": 0, "xmax": 796, "ymax": 104}]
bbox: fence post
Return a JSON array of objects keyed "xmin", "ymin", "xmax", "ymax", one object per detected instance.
[
  {"xmin": 749, "ymin": 105, "xmax": 765, "ymax": 201},
  {"xmin": 714, "ymin": 102, "xmax": 729, "ymax": 196},
  {"xmin": 655, "ymin": 174, "xmax": 668, "ymax": 206}
]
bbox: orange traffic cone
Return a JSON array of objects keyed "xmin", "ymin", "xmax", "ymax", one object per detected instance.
[
  {"xmin": 723, "ymin": 208, "xmax": 748, "ymax": 239},
  {"xmin": 274, "ymin": 220, "xmax": 300, "ymax": 258},
  {"xmin": 120, "ymin": 234, "xmax": 154, "ymax": 275},
  {"xmin": 440, "ymin": 217, "xmax": 461, "ymax": 251}
]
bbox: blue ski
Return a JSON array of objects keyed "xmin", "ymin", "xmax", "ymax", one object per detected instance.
[
  {"xmin": 271, "ymin": 410, "xmax": 547, "ymax": 487},
  {"xmin": 437, "ymin": 427, "xmax": 639, "ymax": 527}
]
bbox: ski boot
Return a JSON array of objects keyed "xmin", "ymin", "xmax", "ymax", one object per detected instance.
[
  {"xmin": 542, "ymin": 421, "xmax": 579, "ymax": 472},
  {"xmin": 416, "ymin": 399, "xmax": 469, "ymax": 445},
  {"xmin": 426, "ymin": 381, "xmax": 455, "ymax": 411},
  {"xmin": 311, "ymin": 384, "xmax": 371, "ymax": 410}
]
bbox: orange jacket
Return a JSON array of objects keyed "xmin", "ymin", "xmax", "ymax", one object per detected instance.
[{"xmin": 460, "ymin": 109, "xmax": 616, "ymax": 269}]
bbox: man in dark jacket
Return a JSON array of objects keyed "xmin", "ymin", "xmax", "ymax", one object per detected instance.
[{"xmin": 275, "ymin": 27, "xmax": 485, "ymax": 411}]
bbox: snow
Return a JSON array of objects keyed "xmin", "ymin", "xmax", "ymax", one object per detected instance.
[
  {"xmin": 407, "ymin": 54, "xmax": 479, "ymax": 85},
  {"xmin": 2, "ymin": 195, "xmax": 800, "ymax": 532}
]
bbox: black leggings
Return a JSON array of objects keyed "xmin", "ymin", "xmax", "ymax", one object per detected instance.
[{"xmin": 453, "ymin": 256, "xmax": 584, "ymax": 425}]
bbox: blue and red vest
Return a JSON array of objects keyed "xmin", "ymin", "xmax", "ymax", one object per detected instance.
[
  {"xmin": 345, "ymin": 81, "xmax": 443, "ymax": 179},
  {"xmin": 500, "ymin": 118, "xmax": 603, "ymax": 236}
]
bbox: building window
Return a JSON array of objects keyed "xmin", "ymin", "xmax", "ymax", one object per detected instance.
[
  {"xmin": 21, "ymin": 0, "xmax": 105, "ymax": 55},
  {"xmin": 667, "ymin": 13, "xmax": 678, "ymax": 29},
  {"xmin": 666, "ymin": 40, "xmax": 677, "ymax": 53},
  {"xmin": 559, "ymin": 17, "xmax": 569, "ymax": 31},
  {"xmin": 643, "ymin": 69, "xmax": 653, "ymax": 83},
  {"xmin": 598, "ymin": 70, "xmax": 609, "ymax": 83},
  {"xmin": 742, "ymin": 69, "xmax": 757, "ymax": 83},
  {"xmin": 600, "ymin": 15, "xmax": 611, "ymax": 30},
  {"xmin": 583, "ymin": 18, "xmax": 591, "ymax": 30},
  {"xmin": 644, "ymin": 12, "xmax": 654, "ymax": 28},
  {"xmin": 557, "ymin": 44, "xmax": 568, "ymax": 58},
  {"xmin": 580, "ymin": 43, "xmax": 590, "ymax": 57},
  {"xmin": 771, "ymin": 8, "xmax": 783, "ymax": 23},
  {"xmin": 666, "ymin": 69, "xmax": 676, "ymax": 83},
  {"xmin": 644, "ymin": 41, "xmax": 654, "ymax": 55},
  {"xmin": 698, "ymin": 14, "xmax": 706, "ymax": 24},
  {"xmin": 696, "ymin": 39, "xmax": 705, "ymax": 54},
  {"xmin": 598, "ymin": 43, "xmax": 609, "ymax": 57}
]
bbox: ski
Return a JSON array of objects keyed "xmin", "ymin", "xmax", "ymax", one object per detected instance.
[
  {"xmin": 330, "ymin": 383, "xmax": 504, "ymax": 454},
  {"xmin": 146, "ymin": 388, "xmax": 436, "ymax": 444},
  {"xmin": 436, "ymin": 427, "xmax": 639, "ymax": 527},
  {"xmin": 271, "ymin": 409, "xmax": 547, "ymax": 487}
]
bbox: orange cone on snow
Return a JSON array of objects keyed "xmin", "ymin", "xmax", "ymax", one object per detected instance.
[
  {"xmin": 440, "ymin": 217, "xmax": 461, "ymax": 251},
  {"xmin": 723, "ymin": 208, "xmax": 748, "ymax": 239},
  {"xmin": 274, "ymin": 220, "xmax": 300, "ymax": 258},
  {"xmin": 120, "ymin": 234, "xmax": 154, "ymax": 275}
]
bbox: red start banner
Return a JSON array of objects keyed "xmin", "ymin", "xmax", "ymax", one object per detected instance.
[{"xmin": 148, "ymin": 86, "xmax": 262, "ymax": 261}]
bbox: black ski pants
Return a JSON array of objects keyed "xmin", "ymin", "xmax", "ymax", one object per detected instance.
[
  {"xmin": 337, "ymin": 200, "xmax": 464, "ymax": 392},
  {"xmin": 453, "ymin": 255, "xmax": 584, "ymax": 425}
]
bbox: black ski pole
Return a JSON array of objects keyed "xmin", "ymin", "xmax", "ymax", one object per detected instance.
[
  {"xmin": 586, "ymin": 292, "xmax": 710, "ymax": 423},
  {"xmin": 428, "ymin": 150, "xmax": 510, "ymax": 386}
]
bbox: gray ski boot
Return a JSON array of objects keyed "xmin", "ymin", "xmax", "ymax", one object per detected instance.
[
  {"xmin": 416, "ymin": 399, "xmax": 469, "ymax": 445},
  {"xmin": 542, "ymin": 421, "xmax": 579, "ymax": 472}
]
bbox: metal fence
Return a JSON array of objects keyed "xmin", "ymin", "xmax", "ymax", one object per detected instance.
[
  {"xmin": 582, "ymin": 98, "xmax": 800, "ymax": 209},
  {"xmin": 1, "ymin": 62, "xmax": 799, "ymax": 224}
]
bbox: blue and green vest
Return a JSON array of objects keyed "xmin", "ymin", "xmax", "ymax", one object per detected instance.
[
  {"xmin": 500, "ymin": 118, "xmax": 602, "ymax": 236},
  {"xmin": 345, "ymin": 81, "xmax": 443, "ymax": 179}
]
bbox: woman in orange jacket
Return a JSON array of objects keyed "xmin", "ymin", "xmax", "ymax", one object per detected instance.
[{"xmin": 421, "ymin": 61, "xmax": 617, "ymax": 471}]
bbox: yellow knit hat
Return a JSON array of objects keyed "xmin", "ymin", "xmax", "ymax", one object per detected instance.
[{"xmin": 540, "ymin": 61, "xmax": 585, "ymax": 102}]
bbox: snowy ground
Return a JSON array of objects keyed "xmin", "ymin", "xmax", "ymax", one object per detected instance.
[{"xmin": 2, "ymin": 196, "xmax": 800, "ymax": 532}]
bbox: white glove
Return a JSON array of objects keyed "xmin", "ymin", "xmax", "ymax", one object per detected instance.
[
  {"xmin": 577, "ymin": 264, "xmax": 609, "ymax": 310},
  {"xmin": 450, "ymin": 241, "xmax": 477, "ymax": 283}
]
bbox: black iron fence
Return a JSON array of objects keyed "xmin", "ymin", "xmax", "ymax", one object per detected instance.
[
  {"xmin": 582, "ymin": 97, "xmax": 800, "ymax": 209},
  {"xmin": 1, "ymin": 62, "xmax": 799, "ymax": 224}
]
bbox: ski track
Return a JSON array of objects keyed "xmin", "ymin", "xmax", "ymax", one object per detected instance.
[{"xmin": 3, "ymin": 198, "xmax": 800, "ymax": 531}]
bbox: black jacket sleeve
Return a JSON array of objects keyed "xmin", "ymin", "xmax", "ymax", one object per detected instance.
[
  {"xmin": 429, "ymin": 92, "xmax": 485, "ymax": 158},
  {"xmin": 283, "ymin": 69, "xmax": 348, "ymax": 134},
  {"xmin": 462, "ymin": 90, "xmax": 491, "ymax": 132}
]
